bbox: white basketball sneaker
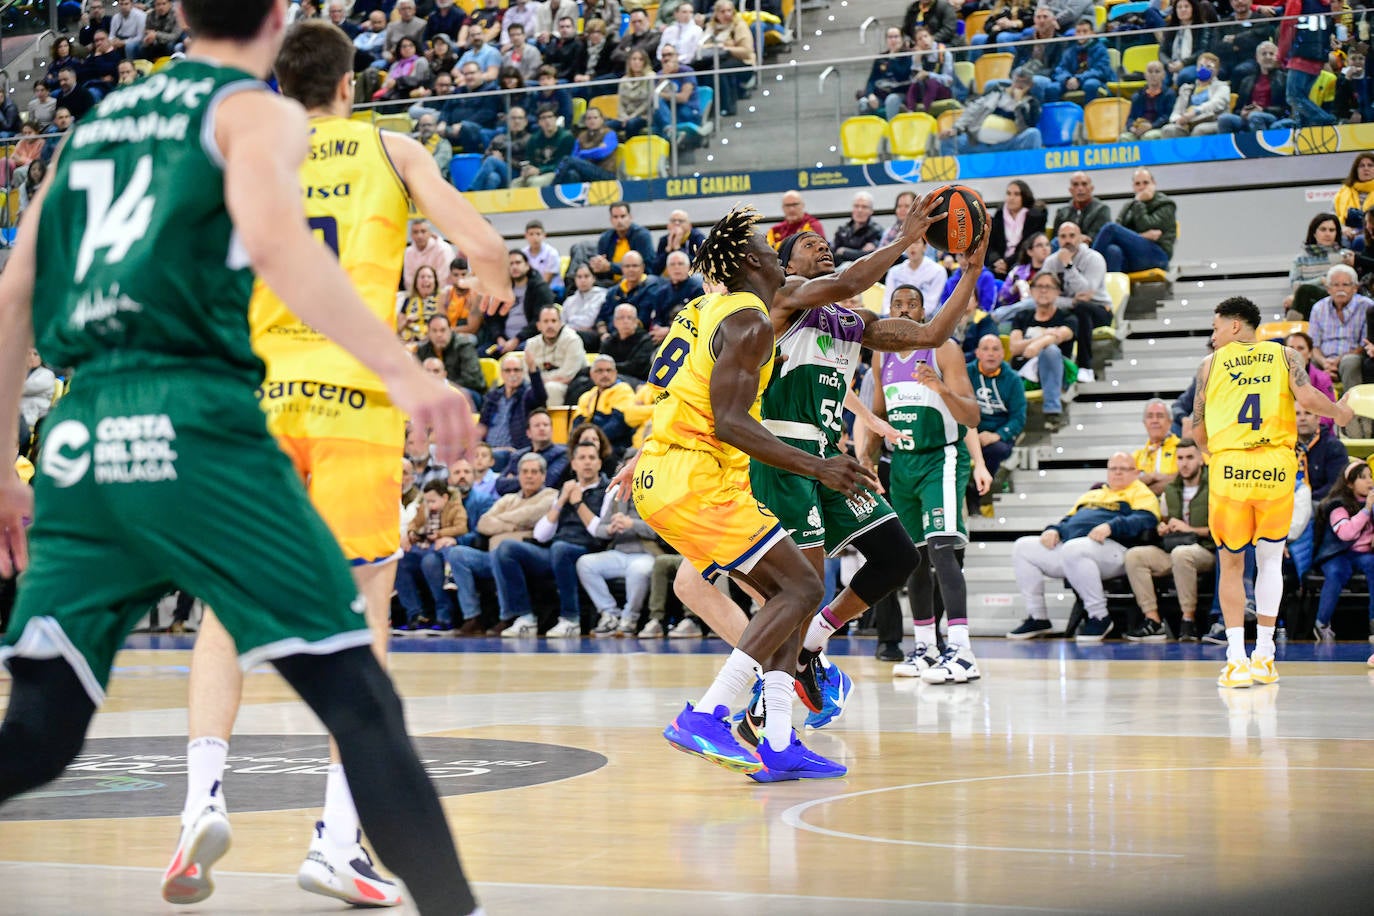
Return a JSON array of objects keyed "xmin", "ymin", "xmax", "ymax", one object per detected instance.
[
  {"xmin": 892, "ymin": 641, "xmax": 940, "ymax": 677},
  {"xmin": 161, "ymin": 781, "xmax": 232, "ymax": 904},
  {"xmin": 921, "ymin": 645, "xmax": 981, "ymax": 684},
  {"xmin": 297, "ymin": 821, "xmax": 403, "ymax": 907}
]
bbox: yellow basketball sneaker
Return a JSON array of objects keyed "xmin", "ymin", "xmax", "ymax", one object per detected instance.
[
  {"xmin": 1249, "ymin": 654, "xmax": 1279, "ymax": 685},
  {"xmin": 1217, "ymin": 659, "xmax": 1253, "ymax": 689}
]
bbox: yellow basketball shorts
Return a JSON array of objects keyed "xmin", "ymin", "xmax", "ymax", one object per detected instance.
[
  {"xmin": 632, "ymin": 446, "xmax": 787, "ymax": 581},
  {"xmin": 1208, "ymin": 447, "xmax": 1297, "ymax": 552},
  {"xmin": 259, "ymin": 381, "xmax": 407, "ymax": 565}
]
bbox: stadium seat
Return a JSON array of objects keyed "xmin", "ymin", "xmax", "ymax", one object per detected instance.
[
  {"xmin": 889, "ymin": 111, "xmax": 937, "ymax": 158},
  {"xmin": 973, "ymin": 53, "xmax": 1013, "ymax": 93},
  {"xmin": 558, "ymin": 255, "xmax": 570, "ymax": 282},
  {"xmin": 839, "ymin": 116, "xmax": 889, "ymax": 164},
  {"xmin": 1096, "ymin": 271, "xmax": 1131, "ymax": 341},
  {"xmin": 620, "ymin": 135, "xmax": 670, "ymax": 179},
  {"xmin": 375, "ymin": 114, "xmax": 414, "ymax": 134},
  {"xmin": 953, "ymin": 61, "xmax": 975, "ymax": 97},
  {"xmin": 571, "ymin": 96, "xmax": 587, "ymax": 128},
  {"xmin": 480, "ymin": 357, "xmax": 500, "ymax": 390},
  {"xmin": 1084, "ymin": 97, "xmax": 1130, "ymax": 143},
  {"xmin": 1257, "ymin": 320, "xmax": 1309, "ymax": 341},
  {"xmin": 351, "ymin": 110, "xmax": 376, "ymax": 123},
  {"xmin": 677, "ymin": 85, "xmax": 715, "ymax": 143},
  {"xmin": 1037, "ymin": 102, "xmax": 1083, "ymax": 147},
  {"xmin": 448, "ymin": 153, "xmax": 483, "ymax": 191},
  {"xmin": 589, "ymin": 94, "xmax": 620, "ymax": 121},
  {"xmin": 1109, "ymin": 42, "xmax": 1158, "ymax": 97},
  {"xmin": 132, "ymin": 59, "xmax": 152, "ymax": 76},
  {"xmin": 549, "ymin": 406, "xmax": 574, "ymax": 444},
  {"xmin": 963, "ymin": 10, "xmax": 993, "ymax": 42},
  {"xmin": 1127, "ymin": 268, "xmax": 1170, "ymax": 287},
  {"xmin": 860, "ymin": 283, "xmax": 885, "ymax": 313},
  {"xmin": 937, "ymin": 108, "xmax": 959, "ymax": 134}
]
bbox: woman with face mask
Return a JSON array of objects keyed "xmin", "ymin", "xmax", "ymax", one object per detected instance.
[{"xmin": 1160, "ymin": 51, "xmax": 1230, "ymax": 138}]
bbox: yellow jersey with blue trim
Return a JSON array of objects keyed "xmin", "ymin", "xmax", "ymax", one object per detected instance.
[
  {"xmin": 640, "ymin": 291, "xmax": 774, "ymax": 474},
  {"xmin": 249, "ymin": 115, "xmax": 410, "ymax": 391},
  {"xmin": 1204, "ymin": 340, "xmax": 1296, "ymax": 454}
]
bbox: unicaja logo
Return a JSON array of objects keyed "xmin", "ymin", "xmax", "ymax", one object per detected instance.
[{"xmin": 40, "ymin": 420, "xmax": 92, "ymax": 488}]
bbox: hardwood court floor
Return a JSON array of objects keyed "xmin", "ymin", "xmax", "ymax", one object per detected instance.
[{"xmin": 2, "ymin": 637, "xmax": 1374, "ymax": 915}]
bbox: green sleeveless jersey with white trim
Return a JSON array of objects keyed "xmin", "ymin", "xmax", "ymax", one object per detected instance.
[
  {"xmin": 33, "ymin": 60, "xmax": 268, "ymax": 383},
  {"xmin": 762, "ymin": 305, "xmax": 866, "ymax": 448},
  {"xmin": 880, "ymin": 347, "xmax": 965, "ymax": 450}
]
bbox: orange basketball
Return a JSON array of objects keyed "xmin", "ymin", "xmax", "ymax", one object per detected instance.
[{"xmin": 924, "ymin": 184, "xmax": 987, "ymax": 254}]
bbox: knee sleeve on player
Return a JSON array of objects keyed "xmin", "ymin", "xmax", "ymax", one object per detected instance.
[
  {"xmin": 0, "ymin": 658, "xmax": 96, "ymax": 804},
  {"xmin": 1254, "ymin": 539, "xmax": 1285, "ymax": 619},
  {"xmin": 927, "ymin": 536, "xmax": 968, "ymax": 622},
  {"xmin": 848, "ymin": 518, "xmax": 918, "ymax": 607}
]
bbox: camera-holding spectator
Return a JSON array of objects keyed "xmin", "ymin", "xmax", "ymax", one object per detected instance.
[
  {"xmin": 1133, "ymin": 399, "xmax": 1180, "ymax": 495},
  {"xmin": 653, "ymin": 209, "xmax": 706, "ymax": 274},
  {"xmin": 832, "ymin": 192, "xmax": 885, "ymax": 265},
  {"xmin": 967, "ymin": 334, "xmax": 1027, "ymax": 478},
  {"xmin": 1159, "ymin": 0, "xmax": 1218, "ymax": 88},
  {"xmin": 883, "ymin": 239, "xmax": 947, "ymax": 316},
  {"xmin": 395, "ymin": 481, "xmax": 469, "ymax": 634},
  {"xmin": 416, "ymin": 314, "xmax": 486, "ymax": 406},
  {"xmin": 1296, "ymin": 402, "xmax": 1349, "ymax": 501},
  {"xmin": 495, "ymin": 408, "xmax": 569, "ymax": 496},
  {"xmin": 939, "ymin": 67, "xmax": 1043, "ymax": 155},
  {"xmin": 1219, "ymin": 41, "xmax": 1292, "ymax": 134},
  {"xmin": 901, "ymin": 0, "xmax": 958, "ymax": 46},
  {"xmin": 1051, "ymin": 172, "xmax": 1112, "ymax": 247},
  {"xmin": 1160, "ymin": 51, "xmax": 1230, "ymax": 138},
  {"xmin": 766, "ymin": 190, "xmax": 826, "ymax": 249},
  {"xmin": 858, "ymin": 27, "xmax": 913, "ymax": 119},
  {"xmin": 582, "ymin": 478, "xmax": 664, "ymax": 637},
  {"xmin": 495, "ymin": 442, "xmax": 611, "ymax": 638},
  {"xmin": 1091, "ymin": 168, "xmax": 1176, "ymax": 274},
  {"xmin": 1008, "ymin": 453, "xmax": 1161, "ymax": 642},
  {"xmin": 1052, "ymin": 18, "xmax": 1114, "ymax": 102},
  {"xmin": 511, "ymin": 106, "xmax": 574, "ymax": 188},
  {"xmin": 574, "ymin": 355, "xmax": 654, "ymax": 455},
  {"xmin": 1309, "ymin": 264, "xmax": 1371, "ymax": 435},
  {"xmin": 1042, "ymin": 222, "xmax": 1112, "ymax": 382},
  {"xmin": 987, "ymin": 180, "xmax": 1047, "ymax": 279},
  {"xmin": 601, "ymin": 304, "xmax": 657, "ymax": 385},
  {"xmin": 1312, "ymin": 460, "xmax": 1374, "ymax": 642},
  {"xmin": 590, "ymin": 203, "xmax": 656, "ymax": 287},
  {"xmin": 1286, "ymin": 332, "xmax": 1337, "ymax": 435},
  {"xmin": 1122, "ymin": 61, "xmax": 1177, "ymax": 141},
  {"xmin": 476, "ymin": 353, "xmax": 548, "ymax": 450},
  {"xmin": 1009, "ymin": 272, "xmax": 1076, "ymax": 432},
  {"xmin": 523, "ymin": 306, "xmax": 587, "ymax": 407},
  {"xmin": 638, "ymin": 251, "xmax": 703, "ymax": 341},
  {"xmin": 1122, "ymin": 438, "xmax": 1214, "ymax": 642}
]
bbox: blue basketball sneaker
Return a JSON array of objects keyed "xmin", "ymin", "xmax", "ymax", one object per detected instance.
[
  {"xmin": 804, "ymin": 656, "xmax": 853, "ymax": 730},
  {"xmin": 664, "ymin": 702, "xmax": 764, "ymax": 774},
  {"xmin": 748, "ymin": 734, "xmax": 847, "ymax": 783}
]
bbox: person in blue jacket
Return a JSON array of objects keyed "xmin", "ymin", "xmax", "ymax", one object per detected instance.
[{"xmin": 1052, "ymin": 18, "xmax": 1114, "ymax": 101}]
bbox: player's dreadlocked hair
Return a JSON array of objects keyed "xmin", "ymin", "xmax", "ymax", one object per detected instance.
[{"xmin": 692, "ymin": 204, "xmax": 762, "ymax": 288}]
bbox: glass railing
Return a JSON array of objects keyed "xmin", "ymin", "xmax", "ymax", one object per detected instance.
[{"xmin": 1, "ymin": 0, "xmax": 56, "ymax": 68}]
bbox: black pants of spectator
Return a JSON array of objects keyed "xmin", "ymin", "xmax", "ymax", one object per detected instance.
[
  {"xmin": 172, "ymin": 591, "xmax": 195, "ymax": 627},
  {"xmin": 0, "ymin": 649, "xmax": 479, "ymax": 916},
  {"xmin": 981, "ymin": 437, "xmax": 1012, "ymax": 476},
  {"xmin": 1070, "ymin": 301, "xmax": 1113, "ymax": 374},
  {"xmin": 697, "ymin": 50, "xmax": 749, "ymax": 115}
]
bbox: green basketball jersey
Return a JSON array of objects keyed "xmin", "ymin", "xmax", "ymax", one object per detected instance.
[
  {"xmin": 762, "ymin": 305, "xmax": 866, "ymax": 448},
  {"xmin": 879, "ymin": 347, "xmax": 965, "ymax": 450},
  {"xmin": 33, "ymin": 60, "xmax": 268, "ymax": 384}
]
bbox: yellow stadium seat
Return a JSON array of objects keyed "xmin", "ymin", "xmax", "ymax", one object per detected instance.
[
  {"xmin": 571, "ymin": 96, "xmax": 587, "ymax": 128},
  {"xmin": 132, "ymin": 59, "xmax": 152, "ymax": 76},
  {"xmin": 973, "ymin": 53, "xmax": 1013, "ymax": 93},
  {"xmin": 375, "ymin": 114, "xmax": 414, "ymax": 134},
  {"xmin": 953, "ymin": 60, "xmax": 975, "ymax": 96},
  {"xmin": 589, "ymin": 94, "xmax": 620, "ymax": 121},
  {"xmin": 888, "ymin": 112, "xmax": 936, "ymax": 159},
  {"xmin": 860, "ymin": 283, "xmax": 885, "ymax": 313},
  {"xmin": 1095, "ymin": 272, "xmax": 1132, "ymax": 342},
  {"xmin": 620, "ymin": 135, "xmax": 670, "ymax": 179},
  {"xmin": 839, "ymin": 116, "xmax": 889, "ymax": 164},
  {"xmin": 937, "ymin": 108, "xmax": 959, "ymax": 134},
  {"xmin": 1127, "ymin": 268, "xmax": 1170, "ymax": 287},
  {"xmin": 1122, "ymin": 43, "xmax": 1159, "ymax": 77},
  {"xmin": 558, "ymin": 255, "xmax": 570, "ymax": 281},
  {"xmin": 1096, "ymin": 4, "xmax": 1107, "ymax": 28},
  {"xmin": 480, "ymin": 357, "xmax": 500, "ymax": 390},
  {"xmin": 549, "ymin": 407, "xmax": 574, "ymax": 444},
  {"xmin": 351, "ymin": 110, "xmax": 376, "ymax": 123},
  {"xmin": 1257, "ymin": 321, "xmax": 1310, "ymax": 341},
  {"xmin": 1084, "ymin": 97, "xmax": 1130, "ymax": 143},
  {"xmin": 963, "ymin": 10, "xmax": 993, "ymax": 42}
]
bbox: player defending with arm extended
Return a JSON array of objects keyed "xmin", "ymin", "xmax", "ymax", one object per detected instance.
[
  {"xmin": 1192, "ymin": 296, "xmax": 1353, "ymax": 689},
  {"xmin": 635, "ymin": 204, "xmax": 877, "ymax": 782},
  {"xmin": 0, "ymin": 4, "xmax": 489, "ymax": 915},
  {"xmin": 173, "ymin": 19, "xmax": 512, "ymax": 909}
]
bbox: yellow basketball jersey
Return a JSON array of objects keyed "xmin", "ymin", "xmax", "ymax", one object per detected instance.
[
  {"xmin": 249, "ymin": 116, "xmax": 410, "ymax": 391},
  {"xmin": 1205, "ymin": 340, "xmax": 1297, "ymax": 454},
  {"xmin": 641, "ymin": 292, "xmax": 775, "ymax": 473}
]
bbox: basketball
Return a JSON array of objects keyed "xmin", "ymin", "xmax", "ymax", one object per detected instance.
[{"xmin": 924, "ymin": 184, "xmax": 987, "ymax": 254}]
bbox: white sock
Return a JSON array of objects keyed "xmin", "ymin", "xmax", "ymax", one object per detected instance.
[
  {"xmin": 762, "ymin": 670, "xmax": 795, "ymax": 752},
  {"xmin": 697, "ymin": 648, "xmax": 761, "ymax": 714},
  {"xmin": 1254, "ymin": 624, "xmax": 1275, "ymax": 660},
  {"xmin": 914, "ymin": 623, "xmax": 937, "ymax": 646},
  {"xmin": 322, "ymin": 763, "xmax": 360, "ymax": 847},
  {"xmin": 802, "ymin": 609, "xmax": 838, "ymax": 654},
  {"xmin": 1226, "ymin": 626, "xmax": 1247, "ymax": 664},
  {"xmin": 947, "ymin": 624, "xmax": 970, "ymax": 649},
  {"xmin": 183, "ymin": 736, "xmax": 228, "ymax": 823}
]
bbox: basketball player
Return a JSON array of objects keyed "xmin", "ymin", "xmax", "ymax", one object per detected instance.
[
  {"xmin": 161, "ymin": 19, "xmax": 512, "ymax": 907},
  {"xmin": 633, "ymin": 205, "xmax": 879, "ymax": 781},
  {"xmin": 0, "ymin": 4, "xmax": 486, "ymax": 916},
  {"xmin": 1192, "ymin": 297, "xmax": 1352, "ymax": 689},
  {"xmin": 865, "ymin": 283, "xmax": 993, "ymax": 684}
]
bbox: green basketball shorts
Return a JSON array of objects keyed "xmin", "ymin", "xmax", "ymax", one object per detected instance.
[{"xmin": 889, "ymin": 442, "xmax": 970, "ymax": 547}]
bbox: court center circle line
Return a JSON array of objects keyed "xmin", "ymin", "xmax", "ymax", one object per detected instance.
[{"xmin": 780, "ymin": 766, "xmax": 1374, "ymax": 857}]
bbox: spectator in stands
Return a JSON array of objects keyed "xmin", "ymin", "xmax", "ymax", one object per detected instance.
[
  {"xmin": 1012, "ymin": 7, "xmax": 1062, "ymax": 101},
  {"xmin": 469, "ymin": 105, "xmax": 531, "ymax": 190},
  {"xmin": 477, "ymin": 352, "xmax": 549, "ymax": 450},
  {"xmin": 1309, "ymin": 263, "xmax": 1371, "ymax": 434},
  {"xmin": 416, "ymin": 314, "xmax": 486, "ymax": 405},
  {"xmin": 582, "ymin": 476, "xmax": 663, "ymax": 637},
  {"xmin": 450, "ymin": 453, "xmax": 558, "ymax": 636},
  {"xmin": 523, "ymin": 306, "xmax": 587, "ymax": 407},
  {"xmin": 43, "ymin": 108, "xmax": 74, "ymax": 160},
  {"xmin": 546, "ymin": 16, "xmax": 587, "ymax": 82},
  {"xmin": 413, "ymin": 112, "xmax": 453, "ymax": 179},
  {"xmin": 1220, "ymin": 43, "xmax": 1293, "ymax": 136},
  {"xmin": 526, "ymin": 65, "xmax": 575, "ymax": 126},
  {"xmin": 426, "ymin": 36, "xmax": 462, "ymax": 80},
  {"xmin": 77, "ymin": 0, "xmax": 111, "ymax": 51},
  {"xmin": 472, "ymin": 442, "xmax": 501, "ymax": 501},
  {"xmin": 42, "ymin": 37, "xmax": 77, "ymax": 93},
  {"xmin": 395, "ymin": 481, "xmax": 468, "ymax": 633},
  {"xmin": 15, "ymin": 159, "xmax": 46, "ymax": 217},
  {"xmin": 500, "ymin": 23, "xmax": 541, "ymax": 82},
  {"xmin": 496, "ymin": 408, "xmax": 570, "ymax": 495},
  {"xmin": 569, "ymin": 421, "xmax": 616, "ymax": 473},
  {"xmin": 405, "ymin": 424, "xmax": 449, "ymax": 488},
  {"xmin": 1160, "ymin": 51, "xmax": 1230, "ymax": 137},
  {"xmin": 697, "ymin": 0, "xmax": 756, "ymax": 116},
  {"xmin": 575, "ymin": 18, "xmax": 622, "ymax": 87},
  {"xmin": 613, "ymin": 8, "xmax": 663, "ymax": 68},
  {"xmin": 439, "ymin": 258, "xmax": 483, "ymax": 336},
  {"xmin": 1335, "ymin": 152, "xmax": 1374, "ymax": 247},
  {"xmin": 491, "ymin": 250, "xmax": 555, "ymax": 354},
  {"xmin": 1008, "ymin": 453, "xmax": 1161, "ymax": 641},
  {"xmin": 601, "ymin": 303, "xmax": 657, "ymax": 384},
  {"xmin": 1122, "ymin": 437, "xmax": 1213, "ymax": 641},
  {"xmin": 939, "ymin": 67, "xmax": 1043, "ymax": 155},
  {"xmin": 879, "ymin": 190, "xmax": 918, "ymax": 247},
  {"xmin": 1052, "ymin": 18, "xmax": 1113, "ymax": 102},
  {"xmin": 1160, "ymin": 0, "xmax": 1218, "ymax": 88},
  {"xmin": 639, "ymin": 250, "xmax": 703, "ymax": 340},
  {"xmin": 766, "ymin": 190, "xmax": 826, "ymax": 248},
  {"xmin": 1134, "ymin": 399, "xmax": 1180, "ymax": 494},
  {"xmin": 403, "ymin": 218, "xmax": 456, "ymax": 292},
  {"xmin": 1285, "ymin": 213, "xmax": 1352, "ymax": 318},
  {"xmin": 988, "ymin": 180, "xmax": 1048, "ymax": 279},
  {"xmin": 496, "ymin": 441, "xmax": 611, "ymax": 638},
  {"xmin": 518, "ymin": 221, "xmax": 559, "ymax": 291},
  {"xmin": 448, "ymin": 459, "xmax": 497, "ymax": 551},
  {"xmin": 1297, "ymin": 401, "xmax": 1348, "ymax": 500},
  {"xmin": 1009, "ymin": 271, "xmax": 1075, "ymax": 431},
  {"xmin": 611, "ymin": 50, "xmax": 656, "ymax": 140},
  {"xmin": 942, "ymin": 251, "xmax": 999, "ymax": 315},
  {"xmin": 1051, "ymin": 172, "xmax": 1112, "ymax": 246},
  {"xmin": 398, "ymin": 265, "xmax": 443, "ymax": 344},
  {"xmin": 660, "ymin": 2, "xmax": 705, "ymax": 65},
  {"xmin": 591, "ymin": 203, "xmax": 656, "ymax": 286},
  {"xmin": 979, "ymin": 0, "xmax": 1036, "ymax": 50},
  {"xmin": 552, "ymin": 106, "xmax": 620, "ymax": 183},
  {"xmin": 372, "ymin": 36, "xmax": 432, "ymax": 102},
  {"xmin": 499, "ymin": 0, "xmax": 540, "ymax": 47},
  {"xmin": 901, "ymin": 0, "xmax": 958, "ymax": 45},
  {"xmin": 968, "ymin": 334, "xmax": 1027, "ymax": 477},
  {"xmin": 512, "ymin": 106, "xmax": 574, "ymax": 188},
  {"xmin": 858, "ymin": 27, "xmax": 913, "ymax": 119},
  {"xmin": 995, "ymin": 233, "xmax": 1052, "ymax": 315},
  {"xmin": 20, "ymin": 350, "xmax": 55, "ymax": 435},
  {"xmin": 655, "ymin": 45, "xmax": 702, "ymax": 137},
  {"xmin": 440, "ymin": 62, "xmax": 502, "ymax": 152},
  {"xmin": 1286, "ymin": 331, "xmax": 1337, "ymax": 434},
  {"xmin": 883, "ymin": 239, "xmax": 947, "ymax": 314},
  {"xmin": 832, "ymin": 192, "xmax": 885, "ymax": 265},
  {"xmin": 54, "ymin": 68, "xmax": 95, "ymax": 122},
  {"xmin": 1092, "ymin": 168, "xmax": 1177, "ymax": 274},
  {"xmin": 141, "ymin": 0, "xmax": 182, "ymax": 60},
  {"xmin": 109, "ymin": 0, "xmax": 146, "ymax": 58},
  {"xmin": 1218, "ymin": 0, "xmax": 1277, "ymax": 83},
  {"xmin": 1039, "ymin": 0, "xmax": 1094, "ymax": 33},
  {"xmin": 1121, "ymin": 60, "xmax": 1177, "ymax": 141},
  {"xmin": 385, "ymin": 0, "xmax": 428, "ymax": 64},
  {"xmin": 115, "ymin": 59, "xmax": 140, "ymax": 87},
  {"xmin": 574, "ymin": 355, "xmax": 654, "ymax": 454},
  {"xmin": 1042, "ymin": 221, "xmax": 1111, "ymax": 381},
  {"xmin": 1278, "ymin": 0, "xmax": 1338, "ymax": 127},
  {"xmin": 26, "ymin": 82, "xmax": 55, "ymax": 131},
  {"xmin": 354, "ymin": 10, "xmax": 390, "ymax": 65},
  {"xmin": 599, "ymin": 250, "xmax": 663, "ymax": 332},
  {"xmin": 427, "ymin": 0, "xmax": 467, "ymax": 43},
  {"xmin": 902, "ymin": 26, "xmax": 956, "ymax": 114},
  {"xmin": 563, "ymin": 265, "xmax": 609, "ymax": 348},
  {"xmin": 78, "ymin": 30, "xmax": 122, "ymax": 89},
  {"xmin": 653, "ymin": 209, "xmax": 706, "ymax": 274},
  {"xmin": 1313, "ymin": 460, "xmax": 1374, "ymax": 642}
]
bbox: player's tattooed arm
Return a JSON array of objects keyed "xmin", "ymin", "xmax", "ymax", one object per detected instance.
[
  {"xmin": 1285, "ymin": 346, "xmax": 1310, "ymax": 388},
  {"xmin": 1289, "ymin": 345, "xmax": 1356, "ymax": 424},
  {"xmin": 1190, "ymin": 357, "xmax": 1209, "ymax": 455}
]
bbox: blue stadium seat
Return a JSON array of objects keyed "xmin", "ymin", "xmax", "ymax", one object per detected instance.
[
  {"xmin": 448, "ymin": 154, "xmax": 483, "ymax": 192},
  {"xmin": 1037, "ymin": 102, "xmax": 1083, "ymax": 148}
]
